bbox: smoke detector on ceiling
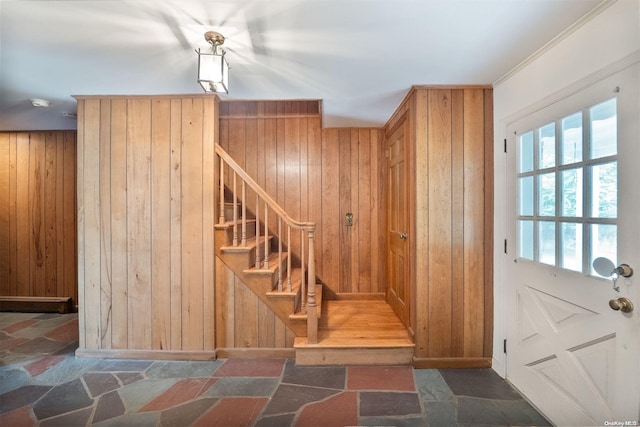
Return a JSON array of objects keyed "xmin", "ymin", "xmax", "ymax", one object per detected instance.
[{"xmin": 30, "ymin": 98, "xmax": 50, "ymax": 107}]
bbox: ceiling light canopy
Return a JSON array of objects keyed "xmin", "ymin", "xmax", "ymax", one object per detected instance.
[{"xmin": 196, "ymin": 31, "xmax": 229, "ymax": 94}]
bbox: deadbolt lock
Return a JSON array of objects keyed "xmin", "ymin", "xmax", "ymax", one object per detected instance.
[{"xmin": 609, "ymin": 297, "xmax": 634, "ymax": 313}]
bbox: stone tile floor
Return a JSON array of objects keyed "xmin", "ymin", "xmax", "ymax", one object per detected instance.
[{"xmin": 0, "ymin": 312, "xmax": 551, "ymax": 426}]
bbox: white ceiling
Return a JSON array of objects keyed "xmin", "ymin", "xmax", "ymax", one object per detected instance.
[{"xmin": 0, "ymin": 0, "xmax": 603, "ymax": 130}]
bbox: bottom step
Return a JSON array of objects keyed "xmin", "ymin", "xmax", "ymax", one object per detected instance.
[
  {"xmin": 293, "ymin": 299, "xmax": 415, "ymax": 366},
  {"xmin": 294, "ymin": 338, "xmax": 414, "ymax": 366}
]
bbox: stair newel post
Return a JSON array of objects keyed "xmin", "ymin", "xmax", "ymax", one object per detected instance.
[
  {"xmin": 263, "ymin": 204, "xmax": 269, "ymax": 268},
  {"xmin": 241, "ymin": 180, "xmax": 247, "ymax": 246},
  {"xmin": 218, "ymin": 156, "xmax": 225, "ymax": 225},
  {"xmin": 232, "ymin": 172, "xmax": 238, "ymax": 246},
  {"xmin": 255, "ymin": 196, "xmax": 260, "ymax": 269},
  {"xmin": 286, "ymin": 226, "xmax": 292, "ymax": 291},
  {"xmin": 277, "ymin": 218, "xmax": 283, "ymax": 292},
  {"xmin": 306, "ymin": 227, "xmax": 318, "ymax": 344},
  {"xmin": 301, "ymin": 229, "xmax": 306, "ymax": 314}
]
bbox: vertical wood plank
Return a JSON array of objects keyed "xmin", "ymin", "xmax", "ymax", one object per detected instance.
[
  {"xmin": 350, "ymin": 130, "xmax": 360, "ymax": 293},
  {"xmin": 76, "ymin": 100, "xmax": 86, "ymax": 348},
  {"xmin": 258, "ymin": 299, "xmax": 275, "ymax": 348},
  {"xmin": 285, "ymin": 116, "xmax": 301, "ymax": 259},
  {"xmin": 55, "ymin": 134, "xmax": 65, "ymax": 299},
  {"xmin": 202, "ymin": 97, "xmax": 217, "ymax": 351},
  {"xmin": 338, "ymin": 130, "xmax": 352, "ymax": 293},
  {"xmin": 483, "ymin": 89, "xmax": 494, "ymax": 358},
  {"xmin": 126, "ymin": 98, "xmax": 152, "ymax": 350},
  {"xmin": 63, "ymin": 131, "xmax": 77, "ymax": 305},
  {"xmin": 43, "ymin": 133, "xmax": 57, "ymax": 297},
  {"xmin": 0, "ymin": 134, "xmax": 10, "ymax": 293},
  {"xmin": 151, "ymin": 99, "xmax": 171, "ymax": 350},
  {"xmin": 370, "ymin": 130, "xmax": 382, "ymax": 294},
  {"xmin": 83, "ymin": 99, "xmax": 102, "ymax": 349},
  {"xmin": 181, "ymin": 98, "xmax": 204, "ymax": 351},
  {"xmin": 264, "ymin": 103, "xmax": 277, "ymax": 236},
  {"xmin": 321, "ymin": 129, "xmax": 340, "ymax": 294},
  {"xmin": 358, "ymin": 130, "xmax": 372, "ymax": 293},
  {"xmin": 110, "ymin": 99, "xmax": 128, "ymax": 348},
  {"xmin": 29, "ymin": 132, "xmax": 45, "ymax": 297},
  {"xmin": 463, "ymin": 89, "xmax": 485, "ymax": 357},
  {"xmin": 170, "ymin": 98, "xmax": 183, "ymax": 350},
  {"xmin": 451, "ymin": 90, "xmax": 466, "ymax": 357},
  {"xmin": 234, "ymin": 276, "xmax": 258, "ymax": 347},
  {"xmin": 99, "ymin": 101, "xmax": 112, "ymax": 348},
  {"xmin": 307, "ymin": 117, "xmax": 322, "ymax": 282},
  {"xmin": 427, "ymin": 89, "xmax": 453, "ymax": 357}
]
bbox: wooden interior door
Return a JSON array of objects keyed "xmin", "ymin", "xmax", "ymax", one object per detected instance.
[{"xmin": 386, "ymin": 116, "xmax": 410, "ymax": 326}]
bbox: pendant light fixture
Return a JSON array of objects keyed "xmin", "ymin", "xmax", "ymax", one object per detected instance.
[{"xmin": 196, "ymin": 31, "xmax": 229, "ymax": 94}]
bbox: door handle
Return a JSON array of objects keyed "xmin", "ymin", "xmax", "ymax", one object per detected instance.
[
  {"xmin": 399, "ymin": 233, "xmax": 408, "ymax": 240},
  {"xmin": 609, "ymin": 298, "xmax": 634, "ymax": 313}
]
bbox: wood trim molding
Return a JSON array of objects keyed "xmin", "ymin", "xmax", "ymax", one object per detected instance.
[
  {"xmin": 76, "ymin": 349, "xmax": 218, "ymax": 361},
  {"xmin": 412, "ymin": 357, "xmax": 492, "ymax": 369},
  {"xmin": 216, "ymin": 348, "xmax": 296, "ymax": 359}
]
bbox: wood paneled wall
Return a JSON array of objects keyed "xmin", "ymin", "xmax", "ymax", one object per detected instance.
[
  {"xmin": 0, "ymin": 131, "xmax": 77, "ymax": 304},
  {"xmin": 76, "ymin": 96, "xmax": 218, "ymax": 354},
  {"xmin": 400, "ymin": 87, "xmax": 493, "ymax": 365},
  {"xmin": 219, "ymin": 101, "xmax": 385, "ymax": 295},
  {"xmin": 215, "ymin": 260, "xmax": 295, "ymax": 354}
]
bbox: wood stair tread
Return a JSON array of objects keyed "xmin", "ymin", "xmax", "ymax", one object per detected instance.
[
  {"xmin": 243, "ymin": 251, "xmax": 289, "ymax": 275},
  {"xmin": 289, "ymin": 284, "xmax": 323, "ymax": 320},
  {"xmin": 220, "ymin": 236, "xmax": 271, "ymax": 253}
]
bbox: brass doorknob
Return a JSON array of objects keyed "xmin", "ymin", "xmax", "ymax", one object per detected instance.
[{"xmin": 609, "ymin": 298, "xmax": 634, "ymax": 313}]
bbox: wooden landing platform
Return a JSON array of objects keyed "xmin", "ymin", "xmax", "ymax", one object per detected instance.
[{"xmin": 294, "ymin": 299, "xmax": 415, "ymax": 365}]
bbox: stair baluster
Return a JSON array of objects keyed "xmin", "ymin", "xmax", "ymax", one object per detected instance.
[
  {"xmin": 301, "ymin": 229, "xmax": 306, "ymax": 314},
  {"xmin": 277, "ymin": 218, "xmax": 283, "ymax": 291},
  {"xmin": 286, "ymin": 226, "xmax": 292, "ymax": 292},
  {"xmin": 255, "ymin": 196, "xmax": 261, "ymax": 269},
  {"xmin": 218, "ymin": 158, "xmax": 225, "ymax": 225},
  {"xmin": 232, "ymin": 172, "xmax": 238, "ymax": 246},
  {"xmin": 263, "ymin": 205, "xmax": 269, "ymax": 268},
  {"xmin": 241, "ymin": 181, "xmax": 247, "ymax": 246}
]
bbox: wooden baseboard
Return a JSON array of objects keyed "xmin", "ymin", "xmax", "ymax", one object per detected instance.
[
  {"xmin": 334, "ymin": 293, "xmax": 385, "ymax": 300},
  {"xmin": 412, "ymin": 357, "xmax": 492, "ymax": 369},
  {"xmin": 76, "ymin": 348, "xmax": 218, "ymax": 361},
  {"xmin": 216, "ymin": 348, "xmax": 295, "ymax": 359},
  {"xmin": 0, "ymin": 296, "xmax": 72, "ymax": 314}
]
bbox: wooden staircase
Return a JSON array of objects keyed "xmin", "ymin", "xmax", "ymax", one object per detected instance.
[{"xmin": 215, "ymin": 144, "xmax": 414, "ymax": 365}]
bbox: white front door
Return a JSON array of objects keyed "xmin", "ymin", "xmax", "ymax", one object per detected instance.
[{"xmin": 505, "ymin": 63, "xmax": 640, "ymax": 426}]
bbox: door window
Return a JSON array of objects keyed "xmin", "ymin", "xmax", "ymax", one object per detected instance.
[{"xmin": 516, "ymin": 98, "xmax": 617, "ymax": 276}]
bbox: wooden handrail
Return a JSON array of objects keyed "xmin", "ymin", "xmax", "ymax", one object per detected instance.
[{"xmin": 215, "ymin": 144, "xmax": 315, "ymax": 233}]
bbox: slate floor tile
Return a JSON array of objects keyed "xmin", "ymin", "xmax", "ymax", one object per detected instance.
[
  {"xmin": 44, "ymin": 320, "xmax": 79, "ymax": 343},
  {"xmin": 295, "ymin": 391, "xmax": 358, "ymax": 427},
  {"xmin": 0, "ymin": 384, "xmax": 52, "ymax": 415},
  {"xmin": 118, "ymin": 378, "xmax": 179, "ymax": 412},
  {"xmin": 93, "ymin": 390, "xmax": 126, "ymax": 424},
  {"xmin": 92, "ymin": 411, "xmax": 159, "ymax": 427},
  {"xmin": 115, "ymin": 371, "xmax": 144, "ymax": 385},
  {"xmin": 281, "ymin": 358, "xmax": 345, "ymax": 389},
  {"xmin": 360, "ymin": 416, "xmax": 428, "ymax": 427},
  {"xmin": 146, "ymin": 360, "xmax": 220, "ymax": 378},
  {"xmin": 93, "ymin": 359, "xmax": 153, "ymax": 372},
  {"xmin": 83, "ymin": 372, "xmax": 121, "ymax": 397},
  {"xmin": 348, "ymin": 366, "xmax": 415, "ymax": 391},
  {"xmin": 40, "ymin": 407, "xmax": 93, "ymax": 427},
  {"xmin": 214, "ymin": 358, "xmax": 285, "ymax": 377},
  {"xmin": 10, "ymin": 337, "xmax": 66, "ymax": 354},
  {"xmin": 31, "ymin": 356, "xmax": 99, "ymax": 385},
  {"xmin": 140, "ymin": 377, "xmax": 218, "ymax": 412},
  {"xmin": 25, "ymin": 355, "xmax": 66, "ymax": 377},
  {"xmin": 0, "ymin": 406, "xmax": 34, "ymax": 426},
  {"xmin": 204, "ymin": 377, "xmax": 277, "ymax": 397},
  {"xmin": 359, "ymin": 391, "xmax": 422, "ymax": 417},
  {"xmin": 456, "ymin": 396, "xmax": 509, "ymax": 426},
  {"xmin": 32, "ymin": 378, "xmax": 93, "ymax": 420},
  {"xmin": 0, "ymin": 368, "xmax": 31, "ymax": 394},
  {"xmin": 193, "ymin": 397, "xmax": 268, "ymax": 427},
  {"xmin": 254, "ymin": 413, "xmax": 296, "ymax": 427},
  {"xmin": 439, "ymin": 368, "xmax": 522, "ymax": 400},
  {"xmin": 159, "ymin": 397, "xmax": 219, "ymax": 427},
  {"xmin": 262, "ymin": 384, "xmax": 340, "ymax": 415},
  {"xmin": 1, "ymin": 319, "xmax": 38, "ymax": 334},
  {"xmin": 415, "ymin": 369, "xmax": 454, "ymax": 402},
  {"xmin": 494, "ymin": 399, "xmax": 552, "ymax": 426},
  {"xmin": 424, "ymin": 400, "xmax": 457, "ymax": 427}
]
